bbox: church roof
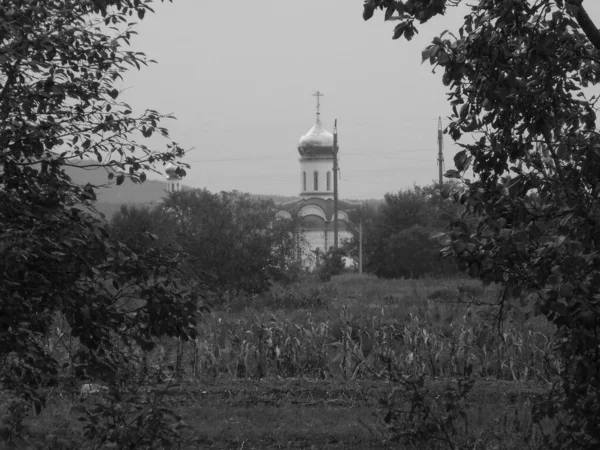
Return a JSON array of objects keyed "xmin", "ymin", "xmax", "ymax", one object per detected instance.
[
  {"xmin": 279, "ymin": 197, "xmax": 360, "ymax": 222},
  {"xmin": 298, "ymin": 115, "xmax": 334, "ymax": 158}
]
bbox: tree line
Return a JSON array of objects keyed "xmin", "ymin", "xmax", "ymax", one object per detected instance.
[{"xmin": 111, "ymin": 189, "xmax": 302, "ymax": 302}]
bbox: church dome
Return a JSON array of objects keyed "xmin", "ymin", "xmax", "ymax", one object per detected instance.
[
  {"xmin": 298, "ymin": 116, "xmax": 334, "ymax": 158},
  {"xmin": 165, "ymin": 163, "xmax": 179, "ymax": 179}
]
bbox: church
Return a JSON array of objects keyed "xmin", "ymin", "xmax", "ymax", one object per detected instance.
[
  {"xmin": 163, "ymin": 92, "xmax": 359, "ymax": 267},
  {"xmin": 277, "ymin": 92, "xmax": 359, "ymax": 265}
]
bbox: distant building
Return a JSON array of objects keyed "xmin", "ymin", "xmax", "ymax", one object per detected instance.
[
  {"xmin": 165, "ymin": 163, "xmax": 183, "ymax": 193},
  {"xmin": 278, "ymin": 93, "xmax": 359, "ymax": 265}
]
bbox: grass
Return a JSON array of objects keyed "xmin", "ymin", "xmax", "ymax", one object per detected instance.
[{"xmin": 6, "ymin": 274, "xmax": 560, "ymax": 449}]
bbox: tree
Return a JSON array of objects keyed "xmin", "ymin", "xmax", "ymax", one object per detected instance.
[
  {"xmin": 414, "ymin": 179, "xmax": 464, "ymax": 229},
  {"xmin": 365, "ymin": 190, "xmax": 435, "ymax": 277},
  {"xmin": 161, "ymin": 189, "xmax": 300, "ymax": 300},
  {"xmin": 0, "ymin": 0, "xmax": 198, "ymax": 423},
  {"xmin": 111, "ymin": 204, "xmax": 177, "ymax": 254},
  {"xmin": 347, "ymin": 183, "xmax": 461, "ymax": 278},
  {"xmin": 364, "ymin": 0, "xmax": 600, "ymax": 446}
]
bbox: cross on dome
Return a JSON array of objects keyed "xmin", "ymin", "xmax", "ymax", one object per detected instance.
[{"xmin": 313, "ymin": 90, "xmax": 324, "ymax": 117}]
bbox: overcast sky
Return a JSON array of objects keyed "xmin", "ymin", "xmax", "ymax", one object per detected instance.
[{"xmin": 118, "ymin": 1, "xmax": 600, "ymax": 199}]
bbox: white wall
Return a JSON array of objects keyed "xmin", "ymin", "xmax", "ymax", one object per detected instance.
[
  {"xmin": 299, "ymin": 158, "xmax": 334, "ymax": 198},
  {"xmin": 300, "ymin": 228, "xmax": 354, "ymax": 263}
]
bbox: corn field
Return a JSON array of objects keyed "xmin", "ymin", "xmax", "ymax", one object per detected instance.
[
  {"xmin": 123, "ymin": 275, "xmax": 561, "ymax": 385},
  {"xmin": 19, "ymin": 275, "xmax": 560, "ymax": 449}
]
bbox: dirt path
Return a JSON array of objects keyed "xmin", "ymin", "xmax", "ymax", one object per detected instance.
[{"xmin": 163, "ymin": 378, "xmax": 549, "ymax": 449}]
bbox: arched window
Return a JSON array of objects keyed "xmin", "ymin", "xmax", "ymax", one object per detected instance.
[
  {"xmin": 303, "ymin": 171, "xmax": 307, "ymax": 191},
  {"xmin": 314, "ymin": 171, "xmax": 318, "ymax": 191},
  {"xmin": 326, "ymin": 171, "xmax": 331, "ymax": 191}
]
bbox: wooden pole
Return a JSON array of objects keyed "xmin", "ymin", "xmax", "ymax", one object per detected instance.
[
  {"xmin": 333, "ymin": 119, "xmax": 339, "ymax": 250},
  {"xmin": 359, "ymin": 220, "xmax": 363, "ymax": 274},
  {"xmin": 437, "ymin": 116, "xmax": 444, "ymax": 187}
]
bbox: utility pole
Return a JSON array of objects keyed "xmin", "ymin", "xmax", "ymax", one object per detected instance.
[
  {"xmin": 358, "ymin": 220, "xmax": 363, "ymax": 274},
  {"xmin": 333, "ymin": 119, "xmax": 339, "ymax": 250},
  {"xmin": 437, "ymin": 116, "xmax": 445, "ymax": 187}
]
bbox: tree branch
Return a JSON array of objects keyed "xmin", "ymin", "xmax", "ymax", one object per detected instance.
[{"xmin": 569, "ymin": 0, "xmax": 600, "ymax": 50}]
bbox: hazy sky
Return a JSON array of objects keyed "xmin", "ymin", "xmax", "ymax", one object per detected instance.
[{"xmin": 118, "ymin": 1, "xmax": 600, "ymax": 199}]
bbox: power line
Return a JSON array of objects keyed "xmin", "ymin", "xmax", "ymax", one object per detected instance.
[
  {"xmin": 345, "ymin": 149, "xmax": 434, "ymax": 157},
  {"xmin": 186, "ymin": 154, "xmax": 286, "ymax": 163},
  {"xmin": 185, "ymin": 147, "xmax": 449, "ymax": 164}
]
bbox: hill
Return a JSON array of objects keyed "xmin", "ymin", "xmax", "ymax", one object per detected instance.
[
  {"xmin": 64, "ymin": 162, "xmax": 302, "ymax": 220},
  {"xmin": 65, "ymin": 163, "xmax": 170, "ymax": 205}
]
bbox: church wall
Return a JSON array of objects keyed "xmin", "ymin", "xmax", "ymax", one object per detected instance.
[
  {"xmin": 300, "ymin": 228, "xmax": 354, "ymax": 255},
  {"xmin": 302, "ymin": 229, "xmax": 326, "ymax": 254}
]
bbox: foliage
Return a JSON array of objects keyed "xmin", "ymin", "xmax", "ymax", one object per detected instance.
[
  {"xmin": 0, "ymin": 0, "xmax": 202, "ymax": 446},
  {"xmin": 73, "ymin": 381, "xmax": 195, "ymax": 449},
  {"xmin": 348, "ymin": 182, "xmax": 462, "ymax": 278},
  {"xmin": 380, "ymin": 376, "xmax": 475, "ymax": 449},
  {"xmin": 12, "ymin": 275, "xmax": 560, "ymax": 448},
  {"xmin": 131, "ymin": 276, "xmax": 559, "ymax": 383},
  {"xmin": 316, "ymin": 247, "xmax": 347, "ymax": 282},
  {"xmin": 160, "ymin": 189, "xmax": 301, "ymax": 300},
  {"xmin": 380, "ymin": 225, "xmax": 444, "ymax": 278},
  {"xmin": 111, "ymin": 204, "xmax": 177, "ymax": 255},
  {"xmin": 364, "ymin": 0, "xmax": 600, "ymax": 446}
]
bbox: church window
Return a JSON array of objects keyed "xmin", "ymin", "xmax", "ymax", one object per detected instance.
[
  {"xmin": 303, "ymin": 171, "xmax": 307, "ymax": 191},
  {"xmin": 326, "ymin": 171, "xmax": 331, "ymax": 191},
  {"xmin": 314, "ymin": 171, "xmax": 318, "ymax": 191}
]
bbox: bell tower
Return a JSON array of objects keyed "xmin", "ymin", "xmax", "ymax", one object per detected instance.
[
  {"xmin": 165, "ymin": 163, "xmax": 182, "ymax": 193},
  {"xmin": 297, "ymin": 91, "xmax": 335, "ymax": 200}
]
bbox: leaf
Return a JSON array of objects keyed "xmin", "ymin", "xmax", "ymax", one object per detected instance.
[
  {"xmin": 70, "ymin": 405, "xmax": 87, "ymax": 416},
  {"xmin": 385, "ymin": 5, "xmax": 395, "ymax": 21},
  {"xmin": 422, "ymin": 47, "xmax": 431, "ymax": 63},
  {"xmin": 363, "ymin": 5, "xmax": 374, "ymax": 21},
  {"xmin": 453, "ymin": 150, "xmax": 470, "ymax": 171},
  {"xmin": 429, "ymin": 231, "xmax": 447, "ymax": 240},
  {"xmin": 444, "ymin": 169, "xmax": 461, "ymax": 179},
  {"xmin": 559, "ymin": 283, "xmax": 574, "ymax": 298},
  {"xmin": 393, "ymin": 23, "xmax": 406, "ymax": 40},
  {"xmin": 468, "ymin": 262, "xmax": 480, "ymax": 277},
  {"xmin": 33, "ymin": 141, "xmax": 44, "ymax": 157},
  {"xmin": 116, "ymin": 174, "xmax": 125, "ymax": 186},
  {"xmin": 437, "ymin": 50, "xmax": 450, "ymax": 65},
  {"xmin": 557, "ymin": 143, "xmax": 569, "ymax": 160}
]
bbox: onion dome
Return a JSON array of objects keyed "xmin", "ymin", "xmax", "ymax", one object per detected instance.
[
  {"xmin": 165, "ymin": 163, "xmax": 180, "ymax": 179},
  {"xmin": 298, "ymin": 116, "xmax": 334, "ymax": 158}
]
